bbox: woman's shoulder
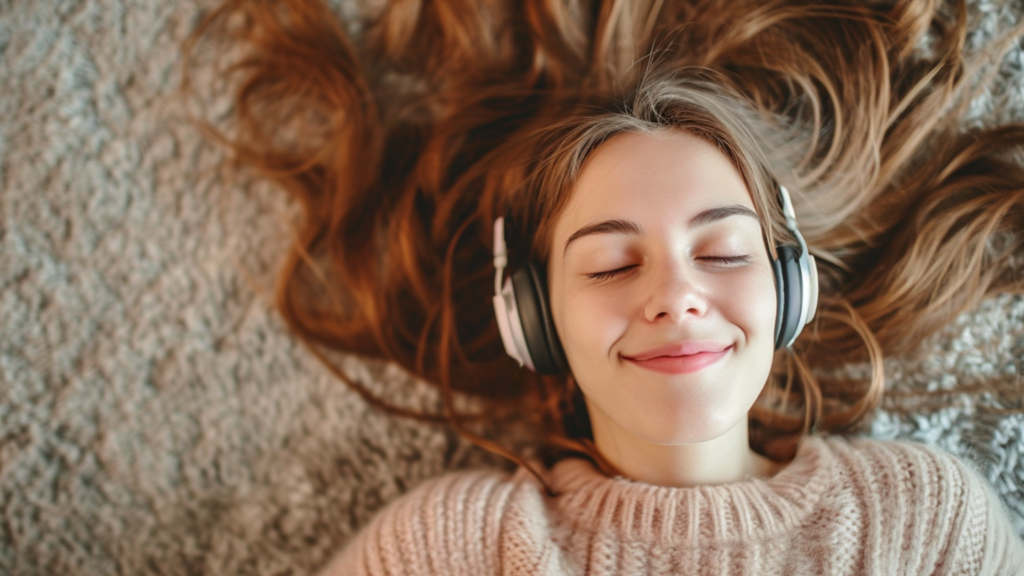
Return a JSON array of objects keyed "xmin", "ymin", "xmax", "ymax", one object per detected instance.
[
  {"xmin": 386, "ymin": 465, "xmax": 526, "ymax": 510},
  {"xmin": 820, "ymin": 435, "xmax": 988, "ymax": 482},
  {"xmin": 814, "ymin": 436, "xmax": 1024, "ymax": 573},
  {"xmin": 815, "ymin": 435, "xmax": 993, "ymax": 505},
  {"xmin": 319, "ymin": 467, "xmax": 546, "ymax": 576}
]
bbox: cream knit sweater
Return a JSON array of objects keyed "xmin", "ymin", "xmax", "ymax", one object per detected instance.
[{"xmin": 321, "ymin": 437, "xmax": 1024, "ymax": 575}]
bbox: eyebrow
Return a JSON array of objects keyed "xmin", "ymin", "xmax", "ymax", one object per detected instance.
[{"xmin": 563, "ymin": 204, "xmax": 760, "ymax": 256}]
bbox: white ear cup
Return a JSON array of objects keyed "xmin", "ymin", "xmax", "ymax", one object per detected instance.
[
  {"xmin": 492, "ymin": 217, "xmax": 536, "ymax": 370},
  {"xmin": 777, "ymin": 186, "xmax": 819, "ymax": 347},
  {"xmin": 805, "ymin": 254, "xmax": 818, "ymax": 324},
  {"xmin": 492, "ymin": 278, "xmax": 536, "ymax": 371}
]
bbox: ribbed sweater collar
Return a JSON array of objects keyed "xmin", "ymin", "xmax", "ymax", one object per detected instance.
[{"xmin": 546, "ymin": 436, "xmax": 834, "ymax": 544}]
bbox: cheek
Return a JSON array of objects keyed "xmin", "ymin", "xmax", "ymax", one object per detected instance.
[
  {"xmin": 558, "ymin": 287, "xmax": 631, "ymax": 365},
  {"xmin": 710, "ymin": 265, "xmax": 778, "ymax": 348}
]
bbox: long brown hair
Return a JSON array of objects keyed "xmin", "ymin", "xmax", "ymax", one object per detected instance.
[{"xmin": 184, "ymin": 0, "xmax": 1024, "ymax": 474}]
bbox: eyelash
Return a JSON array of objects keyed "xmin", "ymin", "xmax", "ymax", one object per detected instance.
[{"xmin": 586, "ymin": 255, "xmax": 752, "ymax": 281}]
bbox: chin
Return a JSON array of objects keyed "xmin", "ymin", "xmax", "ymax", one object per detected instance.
[{"xmin": 631, "ymin": 406, "xmax": 745, "ymax": 446}]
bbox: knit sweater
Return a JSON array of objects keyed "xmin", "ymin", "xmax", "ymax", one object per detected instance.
[{"xmin": 320, "ymin": 437, "xmax": 1024, "ymax": 575}]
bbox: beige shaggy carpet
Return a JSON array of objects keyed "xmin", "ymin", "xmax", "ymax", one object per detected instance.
[{"xmin": 1, "ymin": 0, "xmax": 1022, "ymax": 574}]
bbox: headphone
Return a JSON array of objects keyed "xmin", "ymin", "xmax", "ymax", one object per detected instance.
[{"xmin": 491, "ymin": 185, "xmax": 819, "ymax": 374}]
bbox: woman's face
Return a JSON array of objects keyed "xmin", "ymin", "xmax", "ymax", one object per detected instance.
[{"xmin": 548, "ymin": 129, "xmax": 777, "ymax": 446}]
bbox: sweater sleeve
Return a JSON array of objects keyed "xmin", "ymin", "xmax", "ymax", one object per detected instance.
[
  {"xmin": 976, "ymin": 472, "xmax": 1024, "ymax": 575},
  {"xmin": 946, "ymin": 456, "xmax": 1024, "ymax": 576},
  {"xmin": 316, "ymin": 470, "xmax": 515, "ymax": 576}
]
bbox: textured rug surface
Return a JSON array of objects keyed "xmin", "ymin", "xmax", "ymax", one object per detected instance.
[{"xmin": 1, "ymin": 1, "xmax": 1022, "ymax": 575}]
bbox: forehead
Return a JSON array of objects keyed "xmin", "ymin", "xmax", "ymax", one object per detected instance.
[{"xmin": 552, "ymin": 130, "xmax": 756, "ymax": 249}]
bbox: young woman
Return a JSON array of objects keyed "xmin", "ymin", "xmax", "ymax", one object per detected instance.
[{"xmin": 187, "ymin": 0, "xmax": 1024, "ymax": 572}]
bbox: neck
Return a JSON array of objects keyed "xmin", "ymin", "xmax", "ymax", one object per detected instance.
[{"xmin": 588, "ymin": 403, "xmax": 778, "ymax": 487}]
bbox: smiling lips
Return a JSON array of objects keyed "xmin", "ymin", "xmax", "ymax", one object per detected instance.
[{"xmin": 623, "ymin": 341, "xmax": 733, "ymax": 374}]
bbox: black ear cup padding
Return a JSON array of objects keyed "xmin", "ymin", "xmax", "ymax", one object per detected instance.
[
  {"xmin": 771, "ymin": 256, "xmax": 785, "ymax": 350},
  {"xmin": 509, "ymin": 267, "xmax": 553, "ymax": 373},
  {"xmin": 774, "ymin": 246, "xmax": 804, "ymax": 349},
  {"xmin": 511, "ymin": 263, "xmax": 569, "ymax": 374},
  {"xmin": 527, "ymin": 263, "xmax": 569, "ymax": 374}
]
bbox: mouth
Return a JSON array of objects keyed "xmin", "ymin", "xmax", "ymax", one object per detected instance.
[{"xmin": 622, "ymin": 342, "xmax": 733, "ymax": 375}]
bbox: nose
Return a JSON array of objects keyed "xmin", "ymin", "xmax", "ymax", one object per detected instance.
[{"xmin": 643, "ymin": 260, "xmax": 708, "ymax": 323}]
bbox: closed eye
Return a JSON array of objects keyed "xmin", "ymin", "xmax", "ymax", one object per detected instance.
[
  {"xmin": 586, "ymin": 255, "xmax": 750, "ymax": 282},
  {"xmin": 698, "ymin": 255, "xmax": 751, "ymax": 266},
  {"xmin": 586, "ymin": 265, "xmax": 638, "ymax": 281}
]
